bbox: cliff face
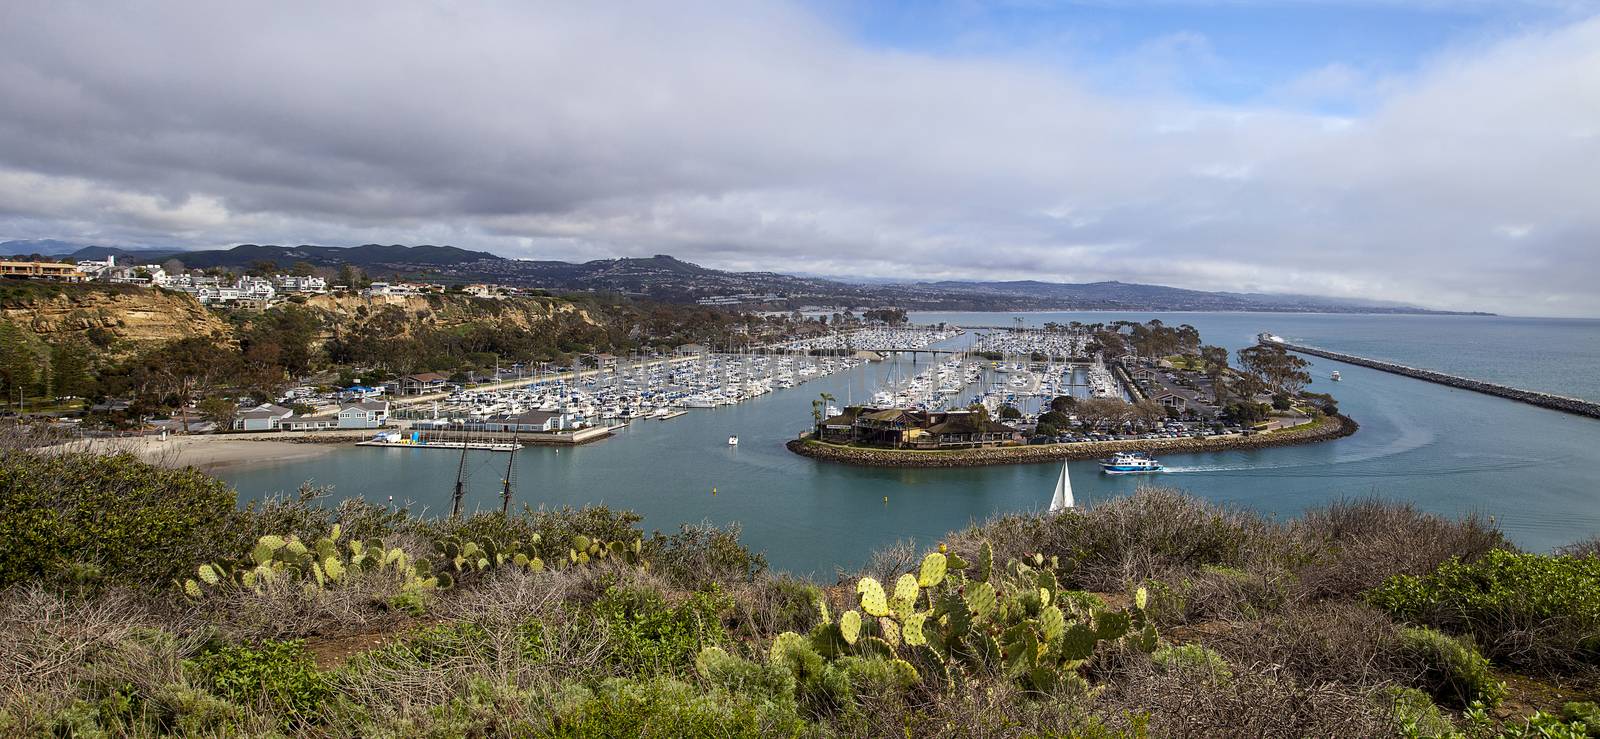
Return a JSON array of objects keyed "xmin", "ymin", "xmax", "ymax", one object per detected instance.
[
  {"xmin": 300, "ymin": 292, "xmax": 598, "ymax": 338},
  {"xmin": 0, "ymin": 286, "xmax": 230, "ymax": 352},
  {"xmin": 0, "ymin": 284, "xmax": 609, "ymax": 356}
]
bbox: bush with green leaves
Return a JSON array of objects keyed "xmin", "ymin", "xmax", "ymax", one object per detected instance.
[
  {"xmin": 1369, "ymin": 550, "xmax": 1600, "ymax": 671},
  {"xmin": 1395, "ymin": 627, "xmax": 1504, "ymax": 709},
  {"xmin": 1380, "ymin": 686, "xmax": 1454, "ymax": 738},
  {"xmin": 593, "ymin": 585, "xmax": 732, "ymax": 675},
  {"xmin": 188, "ymin": 640, "xmax": 328, "ymax": 721},
  {"xmin": 0, "ymin": 450, "xmax": 237, "ymax": 588},
  {"xmin": 1151, "ymin": 643, "xmax": 1232, "ymax": 683}
]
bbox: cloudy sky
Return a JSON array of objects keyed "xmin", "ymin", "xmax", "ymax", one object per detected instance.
[{"xmin": 1, "ymin": 1, "xmax": 1597, "ymax": 316}]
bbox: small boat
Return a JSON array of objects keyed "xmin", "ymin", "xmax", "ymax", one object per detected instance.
[
  {"xmin": 1100, "ymin": 451, "xmax": 1165, "ymax": 475},
  {"xmin": 727, "ymin": 435, "xmax": 739, "ymax": 446},
  {"xmin": 1330, "ymin": 371, "xmax": 1341, "ymax": 381},
  {"xmin": 1048, "ymin": 459, "xmax": 1074, "ymax": 512}
]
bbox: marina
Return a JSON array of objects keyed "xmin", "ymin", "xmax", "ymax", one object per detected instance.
[{"xmin": 218, "ymin": 312, "xmax": 1600, "ymax": 575}]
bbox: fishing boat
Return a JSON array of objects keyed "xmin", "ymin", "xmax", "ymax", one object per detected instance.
[
  {"xmin": 727, "ymin": 435, "xmax": 739, "ymax": 446},
  {"xmin": 1100, "ymin": 451, "xmax": 1165, "ymax": 475},
  {"xmin": 1330, "ymin": 371, "xmax": 1341, "ymax": 381},
  {"xmin": 1048, "ymin": 459, "xmax": 1073, "ymax": 512}
]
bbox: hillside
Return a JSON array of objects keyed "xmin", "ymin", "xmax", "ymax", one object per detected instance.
[{"xmin": 3, "ymin": 242, "xmax": 1483, "ymax": 314}]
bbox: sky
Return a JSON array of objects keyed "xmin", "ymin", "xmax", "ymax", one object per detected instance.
[{"xmin": 1, "ymin": 1, "xmax": 1597, "ymax": 316}]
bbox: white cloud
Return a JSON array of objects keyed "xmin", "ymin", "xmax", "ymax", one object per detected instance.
[{"xmin": 0, "ymin": 1, "xmax": 1596, "ymax": 315}]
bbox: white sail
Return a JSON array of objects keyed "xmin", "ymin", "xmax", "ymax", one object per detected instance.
[{"xmin": 1049, "ymin": 460, "xmax": 1074, "ymax": 512}]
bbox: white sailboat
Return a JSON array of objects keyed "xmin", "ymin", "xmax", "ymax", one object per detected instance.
[{"xmin": 1048, "ymin": 459, "xmax": 1074, "ymax": 512}]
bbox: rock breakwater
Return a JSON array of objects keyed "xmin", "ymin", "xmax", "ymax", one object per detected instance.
[{"xmin": 1280, "ymin": 343, "xmax": 1600, "ymax": 420}]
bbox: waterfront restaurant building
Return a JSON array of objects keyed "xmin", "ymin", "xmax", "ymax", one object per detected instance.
[{"xmin": 818, "ymin": 406, "xmax": 1016, "ymax": 449}]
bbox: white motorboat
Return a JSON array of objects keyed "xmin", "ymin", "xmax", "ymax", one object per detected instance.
[{"xmin": 1100, "ymin": 451, "xmax": 1165, "ymax": 474}]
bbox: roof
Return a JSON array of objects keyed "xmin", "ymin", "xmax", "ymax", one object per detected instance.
[
  {"xmin": 925, "ymin": 419, "xmax": 1015, "ymax": 435},
  {"xmin": 238, "ymin": 403, "xmax": 292, "ymax": 418},
  {"xmin": 860, "ymin": 408, "xmax": 915, "ymax": 423},
  {"xmin": 406, "ymin": 372, "xmax": 449, "ymax": 382},
  {"xmin": 491, "ymin": 410, "xmax": 562, "ymax": 424},
  {"xmin": 340, "ymin": 400, "xmax": 389, "ymax": 412}
]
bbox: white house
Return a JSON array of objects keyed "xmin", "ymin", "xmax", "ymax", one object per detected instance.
[
  {"xmin": 337, "ymin": 400, "xmax": 390, "ymax": 429},
  {"xmin": 276, "ymin": 274, "xmax": 327, "ymax": 293},
  {"xmin": 281, "ymin": 412, "xmax": 338, "ymax": 431},
  {"xmin": 233, "ymin": 403, "xmax": 293, "ymax": 431}
]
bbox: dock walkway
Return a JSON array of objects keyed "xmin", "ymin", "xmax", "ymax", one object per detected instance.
[{"xmin": 1276, "ymin": 341, "xmax": 1600, "ymax": 420}]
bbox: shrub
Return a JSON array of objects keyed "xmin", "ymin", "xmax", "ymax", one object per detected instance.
[
  {"xmin": 1394, "ymin": 627, "xmax": 1504, "ymax": 708},
  {"xmin": 188, "ymin": 640, "xmax": 328, "ymax": 721},
  {"xmin": 1369, "ymin": 550, "xmax": 1600, "ymax": 671},
  {"xmin": 593, "ymin": 585, "xmax": 731, "ymax": 675},
  {"xmin": 1378, "ymin": 686, "xmax": 1454, "ymax": 738},
  {"xmin": 1293, "ymin": 498, "xmax": 1509, "ymax": 600},
  {"xmin": 1151, "ymin": 644, "xmax": 1232, "ymax": 682},
  {"xmin": 0, "ymin": 450, "xmax": 238, "ymax": 588},
  {"xmin": 647, "ymin": 521, "xmax": 768, "ymax": 589}
]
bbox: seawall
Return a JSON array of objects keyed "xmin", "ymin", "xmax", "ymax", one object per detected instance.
[
  {"xmin": 1278, "ymin": 343, "xmax": 1600, "ymax": 421},
  {"xmin": 787, "ymin": 414, "xmax": 1357, "ymax": 468}
]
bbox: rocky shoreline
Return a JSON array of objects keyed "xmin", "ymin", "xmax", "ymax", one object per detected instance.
[
  {"xmin": 1279, "ymin": 343, "xmax": 1600, "ymax": 420},
  {"xmin": 786, "ymin": 414, "xmax": 1358, "ymax": 468}
]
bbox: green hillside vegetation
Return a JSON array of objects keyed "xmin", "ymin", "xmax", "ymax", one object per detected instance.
[{"xmin": 0, "ymin": 443, "xmax": 1596, "ymax": 737}]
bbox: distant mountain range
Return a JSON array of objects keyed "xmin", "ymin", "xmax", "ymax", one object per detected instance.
[{"xmin": 0, "ymin": 240, "xmax": 1487, "ymax": 315}]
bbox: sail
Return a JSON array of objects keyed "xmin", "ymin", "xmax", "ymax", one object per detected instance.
[{"xmin": 1049, "ymin": 460, "xmax": 1074, "ymax": 512}]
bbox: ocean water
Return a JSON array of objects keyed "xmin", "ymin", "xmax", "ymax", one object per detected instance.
[{"xmin": 218, "ymin": 312, "xmax": 1600, "ymax": 577}]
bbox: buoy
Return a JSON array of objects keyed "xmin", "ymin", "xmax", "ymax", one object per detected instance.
[
  {"xmin": 712, "ymin": 487, "xmax": 717, "ymax": 496},
  {"xmin": 883, "ymin": 496, "xmax": 888, "ymax": 504}
]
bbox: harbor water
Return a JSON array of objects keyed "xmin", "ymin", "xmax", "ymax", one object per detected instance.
[{"xmin": 218, "ymin": 312, "xmax": 1600, "ymax": 577}]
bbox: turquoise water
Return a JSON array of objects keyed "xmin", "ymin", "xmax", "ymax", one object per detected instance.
[{"xmin": 219, "ymin": 312, "xmax": 1600, "ymax": 577}]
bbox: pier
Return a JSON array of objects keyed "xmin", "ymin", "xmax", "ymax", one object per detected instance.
[{"xmin": 1273, "ymin": 341, "xmax": 1600, "ymax": 420}]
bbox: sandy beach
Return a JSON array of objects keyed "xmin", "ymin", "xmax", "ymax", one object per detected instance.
[{"xmin": 50, "ymin": 434, "xmax": 343, "ymax": 472}]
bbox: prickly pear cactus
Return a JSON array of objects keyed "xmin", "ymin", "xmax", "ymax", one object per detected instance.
[{"xmin": 857, "ymin": 578, "xmax": 889, "ymax": 617}]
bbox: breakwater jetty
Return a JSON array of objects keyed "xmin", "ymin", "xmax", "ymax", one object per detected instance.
[
  {"xmin": 1276, "ymin": 342, "xmax": 1600, "ymax": 420},
  {"xmin": 789, "ymin": 414, "xmax": 1356, "ymax": 468}
]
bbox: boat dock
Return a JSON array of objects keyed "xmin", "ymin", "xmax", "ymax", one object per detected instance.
[
  {"xmin": 357, "ymin": 438, "xmax": 520, "ymax": 452},
  {"xmin": 1270, "ymin": 339, "xmax": 1600, "ymax": 420}
]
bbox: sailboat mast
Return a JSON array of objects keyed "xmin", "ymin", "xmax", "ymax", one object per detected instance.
[
  {"xmin": 500, "ymin": 429, "xmax": 518, "ymax": 515},
  {"xmin": 450, "ymin": 430, "xmax": 469, "ymax": 518}
]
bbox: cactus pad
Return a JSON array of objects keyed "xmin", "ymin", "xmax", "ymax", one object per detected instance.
[
  {"xmin": 857, "ymin": 577, "xmax": 889, "ymax": 617},
  {"xmin": 840, "ymin": 609, "xmax": 862, "ymax": 645},
  {"xmin": 919, "ymin": 552, "xmax": 947, "ymax": 587}
]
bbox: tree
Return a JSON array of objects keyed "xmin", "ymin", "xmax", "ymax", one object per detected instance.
[
  {"xmin": 290, "ymin": 261, "xmax": 318, "ymax": 277},
  {"xmin": 133, "ymin": 338, "xmax": 243, "ymax": 434},
  {"xmin": 1237, "ymin": 344, "xmax": 1311, "ymax": 395},
  {"xmin": 0, "ymin": 320, "xmax": 44, "ymax": 401},
  {"xmin": 1049, "ymin": 395, "xmax": 1077, "ymax": 413},
  {"xmin": 998, "ymin": 404, "xmax": 1022, "ymax": 420},
  {"xmin": 1131, "ymin": 399, "xmax": 1166, "ymax": 429},
  {"xmin": 49, "ymin": 342, "xmax": 94, "ymax": 398},
  {"xmin": 964, "ymin": 402, "xmax": 992, "ymax": 428},
  {"xmin": 198, "ymin": 396, "xmax": 238, "ymax": 429},
  {"xmin": 1199, "ymin": 344, "xmax": 1231, "ymax": 402},
  {"xmin": 1075, "ymin": 397, "xmax": 1130, "ymax": 431}
]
